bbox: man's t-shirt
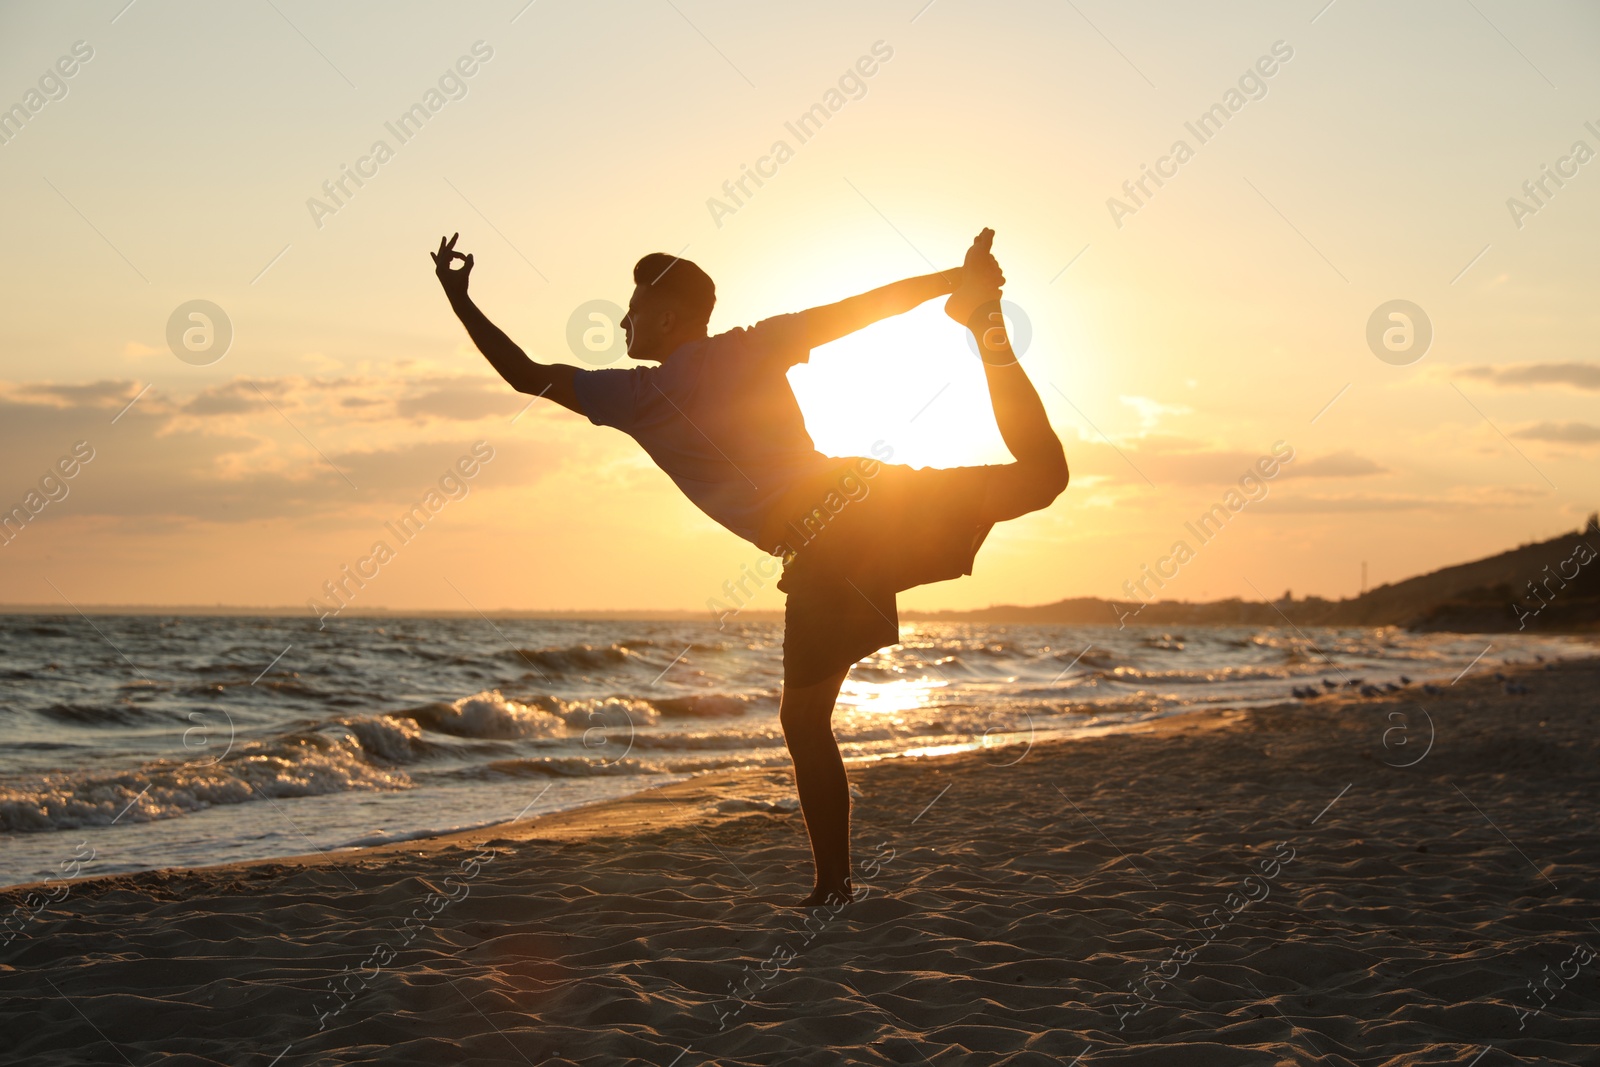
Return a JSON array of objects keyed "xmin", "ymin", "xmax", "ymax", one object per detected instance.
[{"xmin": 571, "ymin": 313, "xmax": 836, "ymax": 547}]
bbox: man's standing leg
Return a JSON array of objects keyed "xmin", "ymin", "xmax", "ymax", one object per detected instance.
[{"xmin": 779, "ymin": 666, "xmax": 853, "ymax": 905}]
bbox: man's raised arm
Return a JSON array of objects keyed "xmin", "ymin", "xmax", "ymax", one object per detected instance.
[
  {"xmin": 798, "ymin": 267, "xmax": 962, "ymax": 349},
  {"xmin": 430, "ymin": 234, "xmax": 582, "ymax": 414}
]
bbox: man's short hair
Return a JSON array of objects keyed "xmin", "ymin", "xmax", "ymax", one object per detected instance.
[{"xmin": 633, "ymin": 253, "xmax": 715, "ymax": 330}]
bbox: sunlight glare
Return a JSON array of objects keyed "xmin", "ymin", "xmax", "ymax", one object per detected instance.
[{"xmin": 837, "ymin": 675, "xmax": 944, "ymax": 718}]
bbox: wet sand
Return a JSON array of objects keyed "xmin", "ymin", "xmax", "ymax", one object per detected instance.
[{"xmin": 3, "ymin": 657, "xmax": 1597, "ymax": 1065}]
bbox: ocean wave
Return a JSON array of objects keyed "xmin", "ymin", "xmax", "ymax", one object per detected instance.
[
  {"xmin": 616, "ymin": 639, "xmax": 730, "ymax": 654},
  {"xmin": 334, "ymin": 822, "xmax": 509, "ymax": 849},
  {"xmin": 181, "ymin": 677, "xmax": 332, "ymax": 701},
  {"xmin": 647, "ymin": 692, "xmax": 764, "ymax": 719},
  {"xmin": 897, "ymin": 637, "xmax": 1025, "ymax": 656},
  {"xmin": 660, "ymin": 754, "xmax": 787, "ymax": 773},
  {"xmin": 849, "ymin": 661, "xmax": 954, "ymax": 683},
  {"xmin": 1092, "ymin": 664, "xmax": 1317, "ymax": 685},
  {"xmin": 627, "ymin": 731, "xmax": 785, "ymax": 753},
  {"xmin": 340, "ymin": 715, "xmax": 430, "ymax": 762},
  {"xmin": 38, "ymin": 703, "xmax": 157, "ymax": 727},
  {"xmin": 21, "ymin": 624, "xmax": 73, "ymax": 638},
  {"xmin": 526, "ymin": 695, "xmax": 661, "ymax": 728},
  {"xmin": 0, "ymin": 719, "xmax": 419, "ymax": 834},
  {"xmin": 500, "ymin": 643, "xmax": 636, "ymax": 675},
  {"xmin": 403, "ymin": 690, "xmax": 568, "ymax": 739},
  {"xmin": 398, "ymin": 689, "xmax": 700, "ymax": 739},
  {"xmin": 475, "ymin": 756, "xmax": 659, "ymax": 778},
  {"xmin": 495, "ymin": 691, "xmax": 761, "ymax": 725},
  {"xmin": 1141, "ymin": 633, "xmax": 1187, "ymax": 651}
]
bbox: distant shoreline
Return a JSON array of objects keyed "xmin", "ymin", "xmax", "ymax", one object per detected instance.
[
  {"xmin": 0, "ymin": 601, "xmax": 1596, "ymax": 635},
  {"xmin": 0, "ymin": 603, "xmax": 779, "ymax": 621}
]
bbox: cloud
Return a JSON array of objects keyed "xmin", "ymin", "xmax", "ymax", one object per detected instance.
[
  {"xmin": 1068, "ymin": 438, "xmax": 1268, "ymax": 487},
  {"xmin": 1457, "ymin": 362, "xmax": 1600, "ymax": 391},
  {"xmin": 1282, "ymin": 451, "xmax": 1387, "ymax": 478},
  {"xmin": 1257, "ymin": 483, "xmax": 1546, "ymax": 514},
  {"xmin": 396, "ymin": 382, "xmax": 524, "ymax": 421},
  {"xmin": 1119, "ymin": 395, "xmax": 1191, "ymax": 430},
  {"xmin": 1256, "ymin": 495, "xmax": 1473, "ymax": 514},
  {"xmin": 1254, "ymin": 499, "xmax": 1446, "ymax": 515},
  {"xmin": 1513, "ymin": 421, "xmax": 1600, "ymax": 444},
  {"xmin": 172, "ymin": 374, "xmax": 521, "ymax": 425},
  {"xmin": 0, "ymin": 376, "xmax": 564, "ymax": 524},
  {"xmin": 328, "ymin": 440, "xmax": 539, "ymax": 494},
  {"xmin": 8, "ymin": 380, "xmax": 146, "ymax": 409},
  {"xmin": 182, "ymin": 380, "xmax": 272, "ymax": 416},
  {"xmin": 1064, "ymin": 434, "xmax": 1365, "ymax": 489},
  {"xmin": 1061, "ymin": 433, "xmax": 1388, "ymax": 489},
  {"xmin": 1120, "ymin": 433, "xmax": 1207, "ymax": 454}
]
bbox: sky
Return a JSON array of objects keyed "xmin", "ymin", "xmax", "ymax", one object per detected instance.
[{"xmin": 1, "ymin": 0, "xmax": 1598, "ymax": 617}]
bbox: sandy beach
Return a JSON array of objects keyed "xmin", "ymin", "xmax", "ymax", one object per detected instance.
[{"xmin": 3, "ymin": 656, "xmax": 1597, "ymax": 1066}]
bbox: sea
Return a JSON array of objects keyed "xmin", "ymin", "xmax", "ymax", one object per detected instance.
[{"xmin": 1, "ymin": 614, "xmax": 1592, "ymax": 887}]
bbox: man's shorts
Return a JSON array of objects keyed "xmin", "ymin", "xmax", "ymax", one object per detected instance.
[{"xmin": 767, "ymin": 459, "xmax": 999, "ymax": 688}]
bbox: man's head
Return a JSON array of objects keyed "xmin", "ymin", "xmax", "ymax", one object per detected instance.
[{"xmin": 623, "ymin": 253, "xmax": 716, "ymax": 362}]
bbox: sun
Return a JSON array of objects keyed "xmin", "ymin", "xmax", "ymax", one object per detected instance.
[{"xmin": 786, "ymin": 303, "xmax": 1014, "ymax": 469}]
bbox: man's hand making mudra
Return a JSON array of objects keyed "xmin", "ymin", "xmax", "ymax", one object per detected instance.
[{"xmin": 430, "ymin": 232, "xmax": 474, "ymax": 302}]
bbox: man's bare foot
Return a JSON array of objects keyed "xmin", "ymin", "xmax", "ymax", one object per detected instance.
[
  {"xmin": 796, "ymin": 884, "xmax": 853, "ymax": 908},
  {"xmin": 945, "ymin": 227, "xmax": 1005, "ymax": 329}
]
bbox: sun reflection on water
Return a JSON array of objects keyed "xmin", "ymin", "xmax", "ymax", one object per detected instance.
[{"xmin": 836, "ymin": 676, "xmax": 944, "ymax": 719}]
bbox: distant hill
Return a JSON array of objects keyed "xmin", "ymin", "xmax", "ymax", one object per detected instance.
[{"xmin": 905, "ymin": 513, "xmax": 1600, "ymax": 633}]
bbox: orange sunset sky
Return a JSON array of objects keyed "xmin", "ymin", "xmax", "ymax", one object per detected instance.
[{"xmin": 2, "ymin": 0, "xmax": 1598, "ymax": 616}]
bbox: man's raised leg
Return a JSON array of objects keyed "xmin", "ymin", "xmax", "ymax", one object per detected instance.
[
  {"xmin": 947, "ymin": 229, "xmax": 1069, "ymax": 522},
  {"xmin": 779, "ymin": 666, "xmax": 853, "ymax": 906}
]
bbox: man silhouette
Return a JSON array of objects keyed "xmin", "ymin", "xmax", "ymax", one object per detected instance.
[{"xmin": 433, "ymin": 229, "xmax": 1068, "ymax": 905}]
